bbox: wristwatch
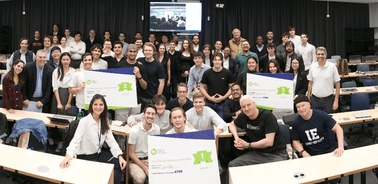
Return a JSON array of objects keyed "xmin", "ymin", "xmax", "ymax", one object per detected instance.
[{"xmin": 248, "ymin": 143, "xmax": 252, "ymax": 150}]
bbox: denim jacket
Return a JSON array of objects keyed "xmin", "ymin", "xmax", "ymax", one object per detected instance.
[{"xmin": 10, "ymin": 118, "xmax": 48, "ymax": 148}]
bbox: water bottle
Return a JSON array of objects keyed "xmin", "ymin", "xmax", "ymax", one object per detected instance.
[{"xmin": 77, "ymin": 110, "xmax": 83, "ymax": 120}]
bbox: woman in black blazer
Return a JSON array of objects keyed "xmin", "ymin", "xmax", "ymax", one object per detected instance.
[{"xmin": 289, "ymin": 57, "xmax": 308, "ymax": 96}]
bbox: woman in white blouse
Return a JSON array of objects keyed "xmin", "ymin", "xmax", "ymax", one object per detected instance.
[
  {"xmin": 59, "ymin": 37, "xmax": 71, "ymax": 54},
  {"xmin": 60, "ymin": 94, "xmax": 127, "ymax": 184},
  {"xmin": 51, "ymin": 52, "xmax": 75, "ymax": 114}
]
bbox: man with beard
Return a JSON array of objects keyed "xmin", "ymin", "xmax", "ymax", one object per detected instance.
[
  {"xmin": 29, "ymin": 30, "xmax": 43, "ymax": 54},
  {"xmin": 283, "ymin": 41, "xmax": 303, "ymax": 72},
  {"xmin": 235, "ymin": 40, "xmax": 259, "ymax": 73},
  {"xmin": 192, "ymin": 34, "xmax": 201, "ymax": 52},
  {"xmin": 8, "ymin": 38, "xmax": 35, "ymax": 68},
  {"xmin": 223, "ymin": 83, "xmax": 243, "ymax": 122},
  {"xmin": 80, "ymin": 44, "xmax": 108, "ymax": 69},
  {"xmin": 264, "ymin": 30, "xmax": 279, "ymax": 47},
  {"xmin": 102, "ymin": 41, "xmax": 125, "ymax": 68}
]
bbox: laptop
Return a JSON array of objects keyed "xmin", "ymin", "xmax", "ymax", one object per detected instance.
[
  {"xmin": 364, "ymin": 55, "xmax": 378, "ymax": 63},
  {"xmin": 48, "ymin": 114, "xmax": 76, "ymax": 124},
  {"xmin": 353, "ymin": 112, "xmax": 371, "ymax": 119},
  {"xmin": 341, "ymin": 88, "xmax": 357, "ymax": 92},
  {"xmin": 349, "ymin": 55, "xmax": 361, "ymax": 64}
]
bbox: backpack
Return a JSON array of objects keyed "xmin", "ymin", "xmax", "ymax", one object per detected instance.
[
  {"xmin": 62, "ymin": 119, "xmax": 80, "ymax": 155},
  {"xmin": 337, "ymin": 58, "xmax": 349, "ymax": 77},
  {"xmin": 0, "ymin": 112, "xmax": 8, "ymax": 139}
]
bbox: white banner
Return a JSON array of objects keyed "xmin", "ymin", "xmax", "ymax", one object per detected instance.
[
  {"xmin": 148, "ymin": 130, "xmax": 220, "ymax": 184},
  {"xmin": 83, "ymin": 68, "xmax": 137, "ymax": 109},
  {"xmin": 246, "ymin": 73, "xmax": 293, "ymax": 110}
]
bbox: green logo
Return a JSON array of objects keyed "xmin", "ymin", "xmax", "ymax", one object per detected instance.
[
  {"xmin": 193, "ymin": 150, "xmax": 213, "ymax": 165},
  {"xmin": 86, "ymin": 80, "xmax": 91, "ymax": 85},
  {"xmin": 151, "ymin": 148, "xmax": 157, "ymax": 155},
  {"xmin": 277, "ymin": 86, "xmax": 290, "ymax": 95},
  {"xmin": 118, "ymin": 82, "xmax": 133, "ymax": 91},
  {"xmin": 248, "ymin": 82, "xmax": 253, "ymax": 86}
]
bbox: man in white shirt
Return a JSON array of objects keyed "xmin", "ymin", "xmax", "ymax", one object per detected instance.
[
  {"xmin": 69, "ymin": 31, "xmax": 86, "ymax": 69},
  {"xmin": 79, "ymin": 44, "xmax": 108, "ymax": 70},
  {"xmin": 288, "ymin": 26, "xmax": 301, "ymax": 47},
  {"xmin": 135, "ymin": 37, "xmax": 144, "ymax": 59},
  {"xmin": 295, "ymin": 33, "xmax": 316, "ymax": 71},
  {"xmin": 212, "ymin": 40, "xmax": 224, "ymax": 55},
  {"xmin": 64, "ymin": 28, "xmax": 75, "ymax": 46},
  {"xmin": 128, "ymin": 105, "xmax": 160, "ymax": 184}
]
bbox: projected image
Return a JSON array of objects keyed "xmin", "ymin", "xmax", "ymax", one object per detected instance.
[{"xmin": 150, "ymin": 4, "xmax": 187, "ymax": 31}]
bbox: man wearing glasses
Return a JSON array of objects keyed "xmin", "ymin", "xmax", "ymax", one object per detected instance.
[
  {"xmin": 223, "ymin": 83, "xmax": 243, "ymax": 122},
  {"xmin": 166, "ymin": 83, "xmax": 193, "ymax": 112}
]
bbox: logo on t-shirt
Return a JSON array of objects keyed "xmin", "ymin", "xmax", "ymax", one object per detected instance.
[{"xmin": 304, "ymin": 128, "xmax": 325, "ymax": 146}]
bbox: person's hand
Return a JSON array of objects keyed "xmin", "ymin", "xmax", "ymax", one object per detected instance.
[
  {"xmin": 60, "ymin": 156, "xmax": 71, "ymax": 168},
  {"xmin": 143, "ymin": 163, "xmax": 149, "ymax": 176},
  {"xmin": 166, "ymin": 80, "xmax": 170, "ymax": 86},
  {"xmin": 36, "ymin": 101, "xmax": 43, "ymax": 108},
  {"xmin": 8, "ymin": 109, "xmax": 15, "ymax": 114},
  {"xmin": 234, "ymin": 138, "xmax": 247, "ymax": 150},
  {"xmin": 118, "ymin": 156, "xmax": 127, "ymax": 170},
  {"xmin": 130, "ymin": 121, "xmax": 140, "ymax": 126},
  {"xmin": 65, "ymin": 103, "xmax": 72, "ymax": 110},
  {"xmin": 302, "ymin": 151, "xmax": 311, "ymax": 157},
  {"xmin": 209, "ymin": 95, "xmax": 218, "ymax": 103},
  {"xmin": 134, "ymin": 67, "xmax": 141, "ymax": 79},
  {"xmin": 23, "ymin": 100, "xmax": 29, "ymax": 108},
  {"xmin": 187, "ymin": 124, "xmax": 195, "ymax": 129},
  {"xmin": 57, "ymin": 103, "xmax": 63, "ymax": 110},
  {"xmin": 333, "ymin": 147, "xmax": 344, "ymax": 157},
  {"xmin": 183, "ymin": 71, "xmax": 189, "ymax": 77},
  {"xmin": 332, "ymin": 100, "xmax": 339, "ymax": 111},
  {"xmin": 235, "ymin": 110, "xmax": 242, "ymax": 117}
]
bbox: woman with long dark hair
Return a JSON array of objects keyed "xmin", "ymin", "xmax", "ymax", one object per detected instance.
[
  {"xmin": 176, "ymin": 39, "xmax": 194, "ymax": 83},
  {"xmin": 236, "ymin": 56, "xmax": 259, "ymax": 94},
  {"xmin": 51, "ymin": 52, "xmax": 75, "ymax": 114},
  {"xmin": 154, "ymin": 43, "xmax": 171, "ymax": 100},
  {"xmin": 3, "ymin": 59, "xmax": 25, "ymax": 113},
  {"xmin": 60, "ymin": 94, "xmax": 126, "ymax": 184},
  {"xmin": 289, "ymin": 57, "xmax": 308, "ymax": 96}
]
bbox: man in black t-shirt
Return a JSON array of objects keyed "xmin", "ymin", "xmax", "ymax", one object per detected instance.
[
  {"xmin": 200, "ymin": 52, "xmax": 233, "ymax": 119},
  {"xmin": 228, "ymin": 95, "xmax": 288, "ymax": 167}
]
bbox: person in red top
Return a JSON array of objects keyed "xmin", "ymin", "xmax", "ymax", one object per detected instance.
[{"xmin": 3, "ymin": 59, "xmax": 25, "ymax": 113}]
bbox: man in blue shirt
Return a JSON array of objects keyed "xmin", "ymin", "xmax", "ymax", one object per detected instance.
[{"xmin": 235, "ymin": 40, "xmax": 259, "ymax": 73}]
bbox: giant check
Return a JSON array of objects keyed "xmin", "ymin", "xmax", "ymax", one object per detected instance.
[
  {"xmin": 247, "ymin": 73, "xmax": 293, "ymax": 110},
  {"xmin": 148, "ymin": 130, "xmax": 220, "ymax": 184},
  {"xmin": 83, "ymin": 68, "xmax": 137, "ymax": 109}
]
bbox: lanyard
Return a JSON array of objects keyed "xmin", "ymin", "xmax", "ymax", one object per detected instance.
[{"xmin": 97, "ymin": 123, "xmax": 101, "ymax": 154}]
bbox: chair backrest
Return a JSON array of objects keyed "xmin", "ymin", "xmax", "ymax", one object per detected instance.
[
  {"xmin": 362, "ymin": 78, "xmax": 378, "ymax": 87},
  {"xmin": 341, "ymin": 81, "xmax": 357, "ymax": 88},
  {"xmin": 63, "ymin": 119, "xmax": 80, "ymax": 155},
  {"xmin": 331, "ymin": 55, "xmax": 341, "ymax": 60},
  {"xmin": 351, "ymin": 93, "xmax": 370, "ymax": 111},
  {"xmin": 349, "ymin": 55, "xmax": 361, "ymax": 64},
  {"xmin": 327, "ymin": 58, "xmax": 337, "ymax": 64},
  {"xmin": 364, "ymin": 55, "xmax": 378, "ymax": 63},
  {"xmin": 278, "ymin": 123, "xmax": 291, "ymax": 145},
  {"xmin": 337, "ymin": 58, "xmax": 349, "ymax": 76},
  {"xmin": 357, "ymin": 64, "xmax": 370, "ymax": 71}
]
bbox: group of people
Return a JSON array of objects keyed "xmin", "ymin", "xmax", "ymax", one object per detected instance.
[{"xmin": 3, "ymin": 24, "xmax": 345, "ymax": 184}]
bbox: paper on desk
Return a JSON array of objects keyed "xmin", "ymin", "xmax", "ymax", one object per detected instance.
[
  {"xmin": 111, "ymin": 123, "xmax": 129, "ymax": 133},
  {"xmin": 23, "ymin": 101, "xmax": 42, "ymax": 113}
]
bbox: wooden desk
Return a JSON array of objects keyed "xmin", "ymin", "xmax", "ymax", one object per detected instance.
[
  {"xmin": 330, "ymin": 109, "xmax": 378, "ymax": 125},
  {"xmin": 339, "ymin": 86, "xmax": 378, "ymax": 96},
  {"xmin": 340, "ymin": 71, "xmax": 378, "ymax": 78},
  {"xmin": 0, "ymin": 144, "xmax": 114, "ymax": 184},
  {"xmin": 348, "ymin": 62, "xmax": 378, "ymax": 66},
  {"xmin": 229, "ymin": 144, "xmax": 378, "ymax": 184},
  {"xmin": 0, "ymin": 108, "xmax": 70, "ymax": 129}
]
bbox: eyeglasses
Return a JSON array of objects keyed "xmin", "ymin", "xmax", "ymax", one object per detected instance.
[
  {"xmin": 292, "ymin": 62, "xmax": 299, "ymax": 65},
  {"xmin": 177, "ymin": 91, "xmax": 187, "ymax": 93},
  {"xmin": 231, "ymin": 88, "xmax": 240, "ymax": 92}
]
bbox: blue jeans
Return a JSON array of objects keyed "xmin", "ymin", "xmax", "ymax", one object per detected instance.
[{"xmin": 206, "ymin": 101, "xmax": 225, "ymax": 119}]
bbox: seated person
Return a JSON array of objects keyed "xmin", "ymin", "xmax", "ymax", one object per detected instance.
[
  {"xmin": 228, "ymin": 95, "xmax": 288, "ymax": 168},
  {"xmin": 60, "ymin": 94, "xmax": 127, "ymax": 184},
  {"xmin": 128, "ymin": 94, "xmax": 172, "ymax": 134},
  {"xmin": 128, "ymin": 104, "xmax": 160, "ymax": 184},
  {"xmin": 166, "ymin": 107, "xmax": 197, "ymax": 134},
  {"xmin": 223, "ymin": 83, "xmax": 243, "ymax": 122},
  {"xmin": 185, "ymin": 91, "xmax": 227, "ymax": 136},
  {"xmin": 291, "ymin": 95, "xmax": 344, "ymax": 157},
  {"xmin": 166, "ymin": 83, "xmax": 193, "ymax": 112}
]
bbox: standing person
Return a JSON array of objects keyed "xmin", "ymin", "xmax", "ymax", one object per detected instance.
[
  {"xmin": 128, "ymin": 104, "xmax": 160, "ymax": 184},
  {"xmin": 192, "ymin": 35, "xmax": 201, "ymax": 52},
  {"xmin": 202, "ymin": 44, "xmax": 212, "ymax": 66},
  {"xmin": 60, "ymin": 94, "xmax": 127, "ymax": 184},
  {"xmin": 85, "ymin": 29, "xmax": 102, "ymax": 53},
  {"xmin": 103, "ymin": 30, "xmax": 112, "ymax": 43},
  {"xmin": 49, "ymin": 24, "xmax": 64, "ymax": 40},
  {"xmin": 22, "ymin": 50, "xmax": 54, "ymax": 113},
  {"xmin": 222, "ymin": 46, "xmax": 238, "ymax": 80},
  {"xmin": 176, "ymin": 39, "xmax": 194, "ymax": 83},
  {"xmin": 7, "ymin": 38, "xmax": 35, "ymax": 69},
  {"xmin": 29, "ymin": 30, "xmax": 43, "ymax": 54},
  {"xmin": 69, "ymin": 53, "xmax": 93, "ymax": 116},
  {"xmin": 259, "ymin": 43, "xmax": 284, "ymax": 73},
  {"xmin": 51, "ymin": 52, "xmax": 75, "ymax": 114},
  {"xmin": 155, "ymin": 43, "xmax": 171, "ymax": 100},
  {"xmin": 167, "ymin": 40, "xmax": 180, "ymax": 99},
  {"xmin": 236, "ymin": 56, "xmax": 259, "ymax": 94},
  {"xmin": 47, "ymin": 46, "xmax": 61, "ymax": 69},
  {"xmin": 264, "ymin": 30, "xmax": 279, "ymax": 46},
  {"xmin": 166, "ymin": 107, "xmax": 197, "ymax": 134},
  {"xmin": 137, "ymin": 42, "xmax": 165, "ymax": 111},
  {"xmin": 200, "ymin": 52, "xmax": 233, "ymax": 119},
  {"xmin": 187, "ymin": 51, "xmax": 210, "ymax": 99},
  {"xmin": 235, "ymin": 40, "xmax": 259, "ymax": 73},
  {"xmin": 295, "ymin": 33, "xmax": 316, "ymax": 71},
  {"xmin": 3, "ymin": 60, "xmax": 25, "ymax": 113},
  {"xmin": 229, "ymin": 28, "xmax": 246, "ymax": 59},
  {"xmin": 212, "ymin": 40, "xmax": 223, "ymax": 55},
  {"xmin": 52, "ymin": 35, "xmax": 60, "ymax": 47},
  {"xmin": 59, "ymin": 37, "xmax": 70, "ymax": 54},
  {"xmin": 69, "ymin": 31, "xmax": 86, "ymax": 69},
  {"xmin": 80, "ymin": 44, "xmax": 108, "ymax": 70},
  {"xmin": 102, "ymin": 39, "xmax": 114, "ymax": 57},
  {"xmin": 119, "ymin": 32, "xmax": 129, "ymax": 56},
  {"xmin": 43, "ymin": 35, "xmax": 52, "ymax": 61},
  {"xmin": 289, "ymin": 57, "xmax": 308, "ymax": 97},
  {"xmin": 250, "ymin": 36, "xmax": 267, "ymax": 59},
  {"xmin": 307, "ymin": 47, "xmax": 340, "ymax": 114},
  {"xmin": 161, "ymin": 34, "xmax": 170, "ymax": 50},
  {"xmin": 102, "ymin": 41, "xmax": 125, "ymax": 68},
  {"xmin": 288, "ymin": 26, "xmax": 301, "ymax": 46},
  {"xmin": 276, "ymin": 32, "xmax": 289, "ymax": 57},
  {"xmin": 148, "ymin": 33, "xmax": 160, "ymax": 48},
  {"xmin": 64, "ymin": 28, "xmax": 75, "ymax": 46},
  {"xmin": 283, "ymin": 41, "xmax": 303, "ymax": 72}
]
